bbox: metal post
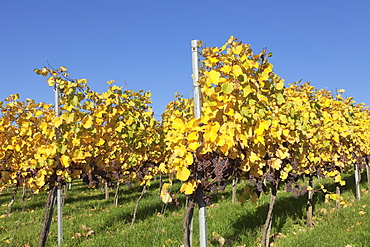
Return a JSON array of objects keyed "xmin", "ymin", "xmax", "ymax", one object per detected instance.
[
  {"xmin": 54, "ymin": 83, "xmax": 63, "ymax": 246},
  {"xmin": 192, "ymin": 40, "xmax": 202, "ymax": 119},
  {"xmin": 354, "ymin": 163, "xmax": 361, "ymax": 200},
  {"xmin": 191, "ymin": 39, "xmax": 208, "ymax": 247},
  {"xmin": 57, "ymin": 187, "xmax": 63, "ymax": 246}
]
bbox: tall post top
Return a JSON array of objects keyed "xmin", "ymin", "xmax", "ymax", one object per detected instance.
[
  {"xmin": 191, "ymin": 39, "xmax": 202, "ymax": 119},
  {"xmin": 191, "ymin": 40, "xmax": 202, "ymax": 49}
]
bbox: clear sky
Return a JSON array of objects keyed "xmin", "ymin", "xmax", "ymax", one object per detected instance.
[{"xmin": 1, "ymin": 0, "xmax": 369, "ymax": 118}]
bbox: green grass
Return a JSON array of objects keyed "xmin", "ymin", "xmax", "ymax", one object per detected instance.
[{"xmin": 1, "ymin": 173, "xmax": 370, "ymax": 247}]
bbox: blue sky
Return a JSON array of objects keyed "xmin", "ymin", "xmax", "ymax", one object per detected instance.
[{"xmin": 1, "ymin": 1, "xmax": 369, "ymax": 118}]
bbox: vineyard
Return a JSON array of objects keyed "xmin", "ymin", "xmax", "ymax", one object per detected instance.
[{"xmin": 1, "ymin": 36, "xmax": 370, "ymax": 247}]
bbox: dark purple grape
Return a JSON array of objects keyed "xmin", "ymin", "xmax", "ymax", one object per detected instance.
[
  {"xmin": 256, "ymin": 181, "xmax": 263, "ymax": 192},
  {"xmin": 300, "ymin": 186, "xmax": 307, "ymax": 196},
  {"xmin": 219, "ymin": 181, "xmax": 226, "ymax": 191},
  {"xmin": 286, "ymin": 182, "xmax": 292, "ymax": 193},
  {"xmin": 173, "ymin": 198, "xmax": 180, "ymax": 206},
  {"xmin": 265, "ymin": 172, "xmax": 275, "ymax": 183},
  {"xmin": 249, "ymin": 176, "xmax": 255, "ymax": 186},
  {"xmin": 293, "ymin": 186, "xmax": 299, "ymax": 199},
  {"xmin": 204, "ymin": 197, "xmax": 211, "ymax": 206}
]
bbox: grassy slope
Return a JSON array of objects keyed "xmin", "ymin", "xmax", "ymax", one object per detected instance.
[{"xmin": 1, "ymin": 173, "xmax": 370, "ymax": 247}]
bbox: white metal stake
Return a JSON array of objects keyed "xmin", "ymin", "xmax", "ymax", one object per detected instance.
[
  {"xmin": 54, "ymin": 83, "xmax": 63, "ymax": 246},
  {"xmin": 191, "ymin": 39, "xmax": 208, "ymax": 247},
  {"xmin": 192, "ymin": 40, "xmax": 202, "ymax": 119},
  {"xmin": 354, "ymin": 163, "xmax": 361, "ymax": 200},
  {"xmin": 57, "ymin": 187, "xmax": 63, "ymax": 246}
]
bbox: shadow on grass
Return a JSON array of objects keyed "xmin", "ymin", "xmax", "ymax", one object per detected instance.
[
  {"xmin": 224, "ymin": 172, "xmax": 369, "ymax": 244},
  {"xmin": 95, "ymin": 191, "xmax": 189, "ymax": 231},
  {"xmin": 4, "ymin": 171, "xmax": 369, "ymax": 244},
  {"xmin": 6, "ymin": 178, "xmax": 166, "ymax": 213}
]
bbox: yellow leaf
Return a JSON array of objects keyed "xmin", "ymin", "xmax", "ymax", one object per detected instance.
[
  {"xmin": 240, "ymin": 160, "xmax": 250, "ymax": 172},
  {"xmin": 260, "ymin": 120, "xmax": 271, "ymax": 130},
  {"xmin": 221, "ymin": 82, "xmax": 234, "ymax": 94},
  {"xmin": 320, "ymin": 184, "xmax": 327, "ymax": 193},
  {"xmin": 337, "ymin": 89, "xmax": 345, "ymax": 93},
  {"xmin": 359, "ymin": 211, "xmax": 366, "ymax": 216},
  {"xmin": 172, "ymin": 118, "xmax": 184, "ymax": 131},
  {"xmin": 276, "ymin": 148, "xmax": 288, "ymax": 159},
  {"xmin": 158, "ymin": 163, "xmax": 167, "ymax": 173},
  {"xmin": 292, "ymin": 97, "xmax": 303, "ymax": 107},
  {"xmin": 52, "ymin": 117, "xmax": 62, "ymax": 128},
  {"xmin": 280, "ymin": 171, "xmax": 288, "ymax": 180},
  {"xmin": 60, "ymin": 113, "xmax": 74, "ymax": 124},
  {"xmin": 36, "ymin": 177, "xmax": 46, "ymax": 187},
  {"xmin": 35, "ymin": 110, "xmax": 43, "ymax": 116},
  {"xmin": 160, "ymin": 183, "xmax": 172, "ymax": 203},
  {"xmin": 275, "ymin": 81, "xmax": 285, "ymax": 90},
  {"xmin": 46, "ymin": 77, "xmax": 55, "ymax": 86},
  {"xmin": 204, "ymin": 122, "xmax": 220, "ymax": 143},
  {"xmin": 184, "ymin": 152, "xmax": 194, "ymax": 166},
  {"xmin": 216, "ymin": 136, "xmax": 226, "ymax": 147},
  {"xmin": 220, "ymin": 65, "xmax": 232, "ymax": 74},
  {"xmin": 161, "ymin": 193, "xmax": 172, "ymax": 204},
  {"xmin": 232, "ymin": 65, "xmax": 243, "ymax": 76},
  {"xmin": 271, "ymin": 158, "xmax": 282, "ymax": 170},
  {"xmin": 227, "ymin": 35, "xmax": 235, "ymax": 43},
  {"xmin": 243, "ymin": 85, "xmax": 252, "ymax": 97},
  {"xmin": 115, "ymin": 121, "xmax": 125, "ymax": 132},
  {"xmin": 255, "ymin": 120, "xmax": 271, "ymax": 136},
  {"xmin": 66, "ymin": 113, "xmax": 75, "ymax": 124},
  {"xmin": 232, "ymin": 45, "xmax": 243, "ymax": 55},
  {"xmin": 180, "ymin": 179, "xmax": 197, "ymax": 195},
  {"xmin": 39, "ymin": 169, "xmax": 47, "ymax": 176},
  {"xmin": 162, "ymin": 182, "xmax": 172, "ymax": 191},
  {"xmin": 324, "ymin": 99, "xmax": 331, "ymax": 107},
  {"xmin": 328, "ymin": 171, "xmax": 338, "ymax": 177},
  {"xmin": 38, "ymin": 146, "xmax": 56, "ymax": 158},
  {"xmin": 176, "ymin": 166, "xmax": 191, "ymax": 181},
  {"xmin": 40, "ymin": 122, "xmax": 48, "ymax": 134},
  {"xmin": 329, "ymin": 193, "xmax": 339, "ymax": 201},
  {"xmin": 60, "ymin": 155, "xmax": 70, "ymax": 167},
  {"xmin": 187, "ymin": 132, "xmax": 198, "ymax": 142},
  {"xmin": 82, "ymin": 115, "xmax": 93, "ymax": 129},
  {"xmin": 334, "ymin": 174, "xmax": 342, "ymax": 183},
  {"xmin": 96, "ymin": 139, "xmax": 105, "ymax": 146},
  {"xmin": 279, "ymin": 115, "xmax": 288, "ymax": 124},
  {"xmin": 188, "ymin": 141, "xmax": 201, "ymax": 152},
  {"xmin": 174, "ymin": 146, "xmax": 187, "ymax": 157},
  {"xmin": 208, "ymin": 70, "xmax": 221, "ymax": 85},
  {"xmin": 249, "ymin": 152, "xmax": 260, "ymax": 163}
]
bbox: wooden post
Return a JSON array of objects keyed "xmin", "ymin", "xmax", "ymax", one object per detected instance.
[
  {"xmin": 183, "ymin": 198, "xmax": 195, "ymax": 247},
  {"xmin": 335, "ymin": 183, "xmax": 341, "ymax": 209},
  {"xmin": 232, "ymin": 177, "xmax": 238, "ymax": 203},
  {"xmin": 105, "ymin": 182, "xmax": 109, "ymax": 200},
  {"xmin": 306, "ymin": 176, "xmax": 314, "ymax": 227},
  {"xmin": 366, "ymin": 162, "xmax": 370, "ymax": 191},
  {"xmin": 261, "ymin": 179, "xmax": 279, "ymax": 247},
  {"xmin": 114, "ymin": 182, "xmax": 120, "ymax": 207}
]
